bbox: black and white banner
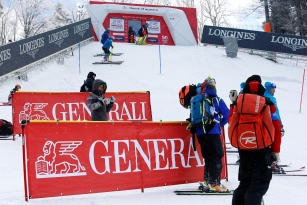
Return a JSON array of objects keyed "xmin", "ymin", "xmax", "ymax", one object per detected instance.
[
  {"xmin": 201, "ymin": 25, "xmax": 307, "ymax": 56},
  {"xmin": 0, "ymin": 18, "xmax": 92, "ymax": 76}
]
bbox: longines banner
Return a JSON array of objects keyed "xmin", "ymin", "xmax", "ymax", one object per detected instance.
[
  {"xmin": 201, "ymin": 25, "xmax": 307, "ymax": 56},
  {"xmin": 23, "ymin": 121, "xmax": 228, "ymax": 199},
  {"xmin": 0, "ymin": 18, "xmax": 92, "ymax": 76},
  {"xmin": 12, "ymin": 91, "xmax": 152, "ymax": 134}
]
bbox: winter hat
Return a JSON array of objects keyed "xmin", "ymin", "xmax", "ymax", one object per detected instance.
[
  {"xmin": 92, "ymin": 79, "xmax": 107, "ymax": 92},
  {"xmin": 264, "ymin": 81, "xmax": 276, "ymax": 91},
  {"xmin": 204, "ymin": 82, "xmax": 217, "ymax": 93},
  {"xmin": 87, "ymin": 71, "xmax": 96, "ymax": 79},
  {"xmin": 205, "ymin": 76, "xmax": 216, "ymax": 86},
  {"xmin": 243, "ymin": 75, "xmax": 265, "ymax": 96}
]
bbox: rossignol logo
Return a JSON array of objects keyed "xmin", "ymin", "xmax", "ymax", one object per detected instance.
[
  {"xmin": 19, "ymin": 37, "xmax": 44, "ymax": 58},
  {"xmin": 208, "ymin": 28, "xmax": 256, "ymax": 40},
  {"xmin": 36, "ymin": 140, "xmax": 86, "ymax": 178},
  {"xmin": 255, "ymin": 96, "xmax": 260, "ymax": 112},
  {"xmin": 74, "ymin": 22, "xmax": 89, "ymax": 38},
  {"xmin": 271, "ymin": 35, "xmax": 307, "ymax": 51},
  {"xmin": 0, "ymin": 49, "xmax": 11, "ymax": 67},
  {"xmin": 48, "ymin": 29, "xmax": 69, "ymax": 47},
  {"xmin": 239, "ymin": 131, "xmax": 257, "ymax": 149}
]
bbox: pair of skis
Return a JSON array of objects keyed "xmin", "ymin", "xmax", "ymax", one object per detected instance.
[{"xmin": 93, "ymin": 52, "xmax": 124, "ymax": 65}]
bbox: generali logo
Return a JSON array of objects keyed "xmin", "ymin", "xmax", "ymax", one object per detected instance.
[
  {"xmin": 35, "ymin": 141, "xmax": 86, "ymax": 178},
  {"xmin": 19, "ymin": 103, "xmax": 50, "ymax": 121},
  {"xmin": 239, "ymin": 131, "xmax": 257, "ymax": 149}
]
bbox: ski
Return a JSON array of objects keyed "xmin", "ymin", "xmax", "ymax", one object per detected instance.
[
  {"xmin": 227, "ymin": 163, "xmax": 292, "ymax": 167},
  {"xmin": 283, "ymin": 166, "xmax": 305, "ymax": 172},
  {"xmin": 93, "ymin": 53, "xmax": 124, "ymax": 57},
  {"xmin": 92, "ymin": 61, "xmax": 124, "ymax": 65},
  {"xmin": 273, "ymin": 174, "xmax": 307, "ymax": 177},
  {"xmin": 174, "ymin": 190, "xmax": 234, "ymax": 195},
  {"xmin": 226, "ymin": 150, "xmax": 238, "ymax": 153}
]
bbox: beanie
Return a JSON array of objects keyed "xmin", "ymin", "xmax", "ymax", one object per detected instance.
[
  {"xmin": 87, "ymin": 71, "xmax": 96, "ymax": 79},
  {"xmin": 265, "ymin": 81, "xmax": 277, "ymax": 91}
]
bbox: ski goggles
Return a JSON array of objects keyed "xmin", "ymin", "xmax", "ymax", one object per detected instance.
[{"xmin": 99, "ymin": 83, "xmax": 107, "ymax": 93}]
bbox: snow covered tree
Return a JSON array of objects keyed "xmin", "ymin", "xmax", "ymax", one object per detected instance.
[
  {"xmin": 0, "ymin": 1, "xmax": 3, "ymax": 17},
  {"xmin": 0, "ymin": 0, "xmax": 19, "ymax": 45},
  {"xmin": 14, "ymin": 0, "xmax": 51, "ymax": 38},
  {"xmin": 49, "ymin": 3, "xmax": 72, "ymax": 29},
  {"xmin": 270, "ymin": 0, "xmax": 295, "ymax": 34},
  {"xmin": 143, "ymin": 0, "xmax": 171, "ymax": 5}
]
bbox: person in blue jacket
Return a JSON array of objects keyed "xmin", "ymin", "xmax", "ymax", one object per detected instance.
[
  {"xmin": 102, "ymin": 36, "xmax": 114, "ymax": 62},
  {"xmin": 264, "ymin": 82, "xmax": 284, "ymax": 170},
  {"xmin": 192, "ymin": 82, "xmax": 230, "ymax": 192},
  {"xmin": 100, "ymin": 28, "xmax": 110, "ymax": 51}
]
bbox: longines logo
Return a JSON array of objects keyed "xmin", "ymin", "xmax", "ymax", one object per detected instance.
[
  {"xmin": 49, "ymin": 29, "xmax": 69, "ymax": 47},
  {"xmin": 35, "ymin": 140, "xmax": 86, "ymax": 178},
  {"xmin": 0, "ymin": 49, "xmax": 11, "ymax": 67},
  {"xmin": 19, "ymin": 102, "xmax": 50, "ymax": 121},
  {"xmin": 74, "ymin": 22, "xmax": 89, "ymax": 38},
  {"xmin": 208, "ymin": 28, "xmax": 256, "ymax": 40},
  {"xmin": 271, "ymin": 35, "xmax": 307, "ymax": 51},
  {"xmin": 19, "ymin": 37, "xmax": 44, "ymax": 58}
]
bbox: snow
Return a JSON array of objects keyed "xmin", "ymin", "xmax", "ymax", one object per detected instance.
[{"xmin": 0, "ymin": 41, "xmax": 307, "ymax": 205}]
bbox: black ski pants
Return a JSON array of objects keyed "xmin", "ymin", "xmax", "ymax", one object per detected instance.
[
  {"xmin": 232, "ymin": 147, "xmax": 272, "ymax": 205},
  {"xmin": 197, "ymin": 134, "xmax": 224, "ymax": 184}
]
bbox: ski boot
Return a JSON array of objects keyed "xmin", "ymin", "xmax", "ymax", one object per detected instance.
[{"xmin": 198, "ymin": 181, "xmax": 209, "ymax": 192}]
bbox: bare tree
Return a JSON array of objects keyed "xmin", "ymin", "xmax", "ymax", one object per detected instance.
[
  {"xmin": 175, "ymin": 0, "xmax": 195, "ymax": 7},
  {"xmin": 49, "ymin": 2, "xmax": 72, "ymax": 30},
  {"xmin": 14, "ymin": 0, "xmax": 51, "ymax": 38},
  {"xmin": 0, "ymin": 0, "xmax": 18, "ymax": 45},
  {"xmin": 143, "ymin": 0, "xmax": 172, "ymax": 5},
  {"xmin": 199, "ymin": 0, "xmax": 232, "ymax": 27},
  {"xmin": 0, "ymin": 1, "xmax": 3, "ymax": 17}
]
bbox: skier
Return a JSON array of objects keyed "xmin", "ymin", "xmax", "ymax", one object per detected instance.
[
  {"xmin": 8, "ymin": 84, "xmax": 21, "ymax": 104},
  {"xmin": 190, "ymin": 81, "xmax": 230, "ymax": 192},
  {"xmin": 264, "ymin": 82, "xmax": 284, "ymax": 173},
  {"xmin": 137, "ymin": 23, "xmax": 149, "ymax": 45},
  {"xmin": 100, "ymin": 28, "xmax": 110, "ymax": 52},
  {"xmin": 102, "ymin": 36, "xmax": 114, "ymax": 62},
  {"xmin": 87, "ymin": 79, "xmax": 115, "ymax": 121}
]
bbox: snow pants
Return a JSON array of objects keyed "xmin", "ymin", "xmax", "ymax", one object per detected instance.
[
  {"xmin": 232, "ymin": 147, "xmax": 272, "ymax": 205},
  {"xmin": 197, "ymin": 134, "xmax": 224, "ymax": 184}
]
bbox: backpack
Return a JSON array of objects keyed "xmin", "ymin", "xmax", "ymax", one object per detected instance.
[
  {"xmin": 80, "ymin": 80, "xmax": 87, "ymax": 92},
  {"xmin": 228, "ymin": 93, "xmax": 275, "ymax": 150},
  {"xmin": 190, "ymin": 93, "xmax": 217, "ymax": 129},
  {"xmin": 179, "ymin": 84, "xmax": 197, "ymax": 109},
  {"xmin": 0, "ymin": 119, "xmax": 13, "ymax": 136}
]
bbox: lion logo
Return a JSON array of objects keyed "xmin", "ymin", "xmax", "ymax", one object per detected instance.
[
  {"xmin": 19, "ymin": 103, "xmax": 50, "ymax": 122},
  {"xmin": 36, "ymin": 141, "xmax": 86, "ymax": 178}
]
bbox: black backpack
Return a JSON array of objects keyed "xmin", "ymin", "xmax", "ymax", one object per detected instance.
[
  {"xmin": 178, "ymin": 84, "xmax": 197, "ymax": 109},
  {"xmin": 80, "ymin": 80, "xmax": 87, "ymax": 92},
  {"xmin": 0, "ymin": 119, "xmax": 13, "ymax": 136}
]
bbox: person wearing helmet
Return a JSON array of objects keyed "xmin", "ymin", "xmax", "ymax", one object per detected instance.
[
  {"xmin": 102, "ymin": 36, "xmax": 114, "ymax": 62},
  {"xmin": 8, "ymin": 84, "xmax": 21, "ymax": 104},
  {"xmin": 137, "ymin": 23, "xmax": 149, "ymax": 45}
]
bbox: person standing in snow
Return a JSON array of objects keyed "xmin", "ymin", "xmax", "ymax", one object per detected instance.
[
  {"xmin": 80, "ymin": 71, "xmax": 96, "ymax": 92},
  {"xmin": 100, "ymin": 28, "xmax": 110, "ymax": 54},
  {"xmin": 190, "ymin": 79, "xmax": 230, "ymax": 192},
  {"xmin": 136, "ymin": 23, "xmax": 149, "ymax": 45},
  {"xmin": 230, "ymin": 75, "xmax": 273, "ymax": 205},
  {"xmin": 264, "ymin": 82, "xmax": 284, "ymax": 172},
  {"xmin": 128, "ymin": 26, "xmax": 136, "ymax": 43},
  {"xmin": 87, "ymin": 79, "xmax": 115, "ymax": 121}
]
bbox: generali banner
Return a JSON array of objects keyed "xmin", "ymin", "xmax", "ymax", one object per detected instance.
[
  {"xmin": 24, "ymin": 121, "xmax": 228, "ymax": 199},
  {"xmin": 12, "ymin": 91, "xmax": 152, "ymax": 134},
  {"xmin": 201, "ymin": 25, "xmax": 307, "ymax": 56}
]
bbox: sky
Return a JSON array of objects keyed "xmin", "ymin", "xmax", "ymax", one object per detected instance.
[
  {"xmin": 1, "ymin": 40, "xmax": 307, "ymax": 204},
  {"xmin": 58, "ymin": 0, "xmax": 264, "ymax": 30}
]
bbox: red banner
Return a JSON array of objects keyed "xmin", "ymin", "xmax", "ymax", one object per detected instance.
[
  {"xmin": 12, "ymin": 91, "xmax": 152, "ymax": 134},
  {"xmin": 23, "ymin": 121, "xmax": 228, "ymax": 199}
]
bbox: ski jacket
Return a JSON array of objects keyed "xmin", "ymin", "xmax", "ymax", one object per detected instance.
[
  {"xmin": 196, "ymin": 88, "xmax": 229, "ymax": 136},
  {"xmin": 138, "ymin": 26, "xmax": 148, "ymax": 37},
  {"xmin": 264, "ymin": 91, "xmax": 282, "ymax": 122},
  {"xmin": 102, "ymin": 38, "xmax": 113, "ymax": 49},
  {"xmin": 101, "ymin": 30, "xmax": 109, "ymax": 45}
]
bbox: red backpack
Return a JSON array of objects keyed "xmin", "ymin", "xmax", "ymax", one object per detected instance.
[{"xmin": 228, "ymin": 93, "xmax": 275, "ymax": 150}]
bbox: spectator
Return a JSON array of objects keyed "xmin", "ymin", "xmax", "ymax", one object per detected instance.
[
  {"xmin": 80, "ymin": 72, "xmax": 96, "ymax": 92},
  {"xmin": 137, "ymin": 23, "xmax": 149, "ymax": 45},
  {"xmin": 8, "ymin": 84, "xmax": 21, "ymax": 104},
  {"xmin": 128, "ymin": 26, "xmax": 136, "ymax": 43},
  {"xmin": 87, "ymin": 79, "xmax": 116, "ymax": 121}
]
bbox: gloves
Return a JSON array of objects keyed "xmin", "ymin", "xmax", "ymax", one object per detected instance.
[
  {"xmin": 229, "ymin": 90, "xmax": 238, "ymax": 103},
  {"xmin": 110, "ymin": 96, "xmax": 116, "ymax": 102},
  {"xmin": 98, "ymin": 97, "xmax": 111, "ymax": 105},
  {"xmin": 281, "ymin": 125, "xmax": 285, "ymax": 136}
]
